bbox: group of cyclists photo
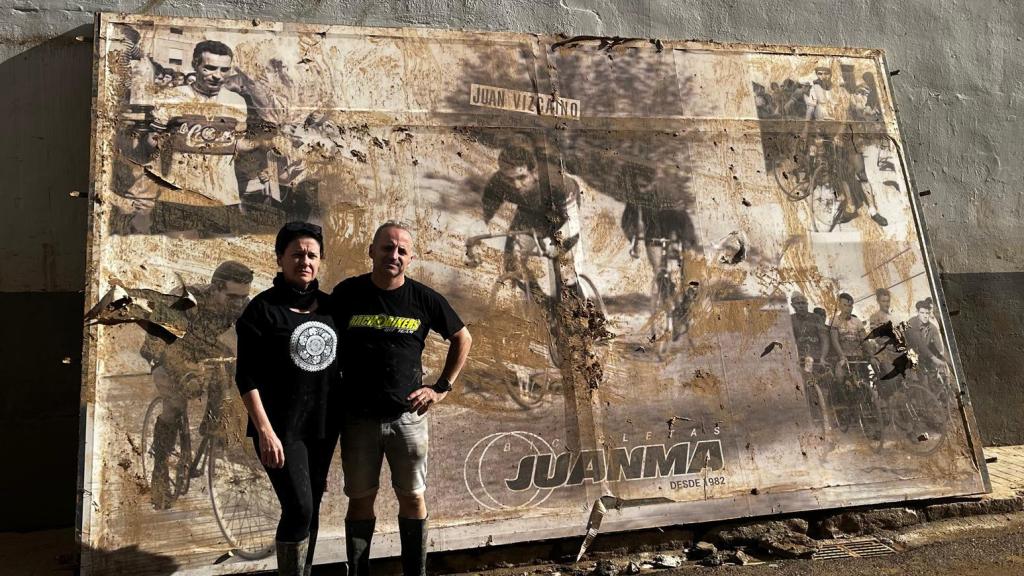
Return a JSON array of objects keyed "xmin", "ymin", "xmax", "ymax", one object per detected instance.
[{"xmin": 789, "ymin": 288, "xmax": 954, "ymax": 454}]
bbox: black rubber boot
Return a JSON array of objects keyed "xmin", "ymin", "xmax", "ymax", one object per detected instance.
[
  {"xmin": 276, "ymin": 537, "xmax": 309, "ymax": 576},
  {"xmin": 149, "ymin": 416, "xmax": 177, "ymax": 510},
  {"xmin": 304, "ymin": 527, "xmax": 318, "ymax": 576},
  {"xmin": 398, "ymin": 517, "xmax": 428, "ymax": 576},
  {"xmin": 345, "ymin": 518, "xmax": 376, "ymax": 576}
]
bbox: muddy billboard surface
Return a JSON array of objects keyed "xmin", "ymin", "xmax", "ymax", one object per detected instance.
[{"xmin": 79, "ymin": 14, "xmax": 987, "ymax": 575}]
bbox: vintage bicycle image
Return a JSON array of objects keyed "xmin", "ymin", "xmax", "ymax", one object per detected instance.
[
  {"xmin": 751, "ymin": 57, "xmax": 905, "ymax": 235},
  {"xmin": 85, "ymin": 264, "xmax": 280, "ymax": 562}
]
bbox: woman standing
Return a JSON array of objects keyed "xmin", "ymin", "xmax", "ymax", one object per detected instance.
[{"xmin": 235, "ymin": 221, "xmax": 338, "ymax": 576}]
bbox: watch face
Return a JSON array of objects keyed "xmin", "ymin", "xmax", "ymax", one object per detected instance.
[{"xmin": 435, "ymin": 379, "xmax": 453, "ymax": 392}]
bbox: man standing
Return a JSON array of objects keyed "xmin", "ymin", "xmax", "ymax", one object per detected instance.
[
  {"xmin": 789, "ymin": 291, "xmax": 831, "ymax": 431},
  {"xmin": 331, "ymin": 222, "xmax": 472, "ymax": 576},
  {"xmin": 868, "ymin": 288, "xmax": 893, "ymax": 330},
  {"xmin": 906, "ymin": 298, "xmax": 947, "ymax": 375},
  {"xmin": 868, "ymin": 288, "xmax": 897, "ymax": 379},
  {"xmin": 829, "ymin": 292, "xmax": 873, "ymax": 376},
  {"xmin": 142, "ymin": 260, "xmax": 254, "ymax": 509},
  {"xmin": 790, "ymin": 291, "xmax": 830, "ymax": 371}
]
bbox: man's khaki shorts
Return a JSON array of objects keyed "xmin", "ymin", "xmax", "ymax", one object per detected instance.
[{"xmin": 340, "ymin": 410, "xmax": 429, "ymax": 498}]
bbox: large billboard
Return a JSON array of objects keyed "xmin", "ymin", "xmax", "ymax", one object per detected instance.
[{"xmin": 79, "ymin": 14, "xmax": 988, "ymax": 575}]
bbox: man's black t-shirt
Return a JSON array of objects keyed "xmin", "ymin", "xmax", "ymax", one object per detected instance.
[
  {"xmin": 331, "ymin": 273, "xmax": 464, "ymax": 417},
  {"xmin": 235, "ymin": 285, "xmax": 338, "ymax": 441}
]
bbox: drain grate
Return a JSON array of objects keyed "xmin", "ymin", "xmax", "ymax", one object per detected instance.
[{"xmin": 813, "ymin": 537, "xmax": 896, "ymax": 560}]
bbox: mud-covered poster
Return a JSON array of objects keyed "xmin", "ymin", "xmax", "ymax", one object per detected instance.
[{"xmin": 80, "ymin": 14, "xmax": 987, "ymax": 575}]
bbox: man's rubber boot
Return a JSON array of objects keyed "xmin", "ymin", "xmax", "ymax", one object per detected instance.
[
  {"xmin": 398, "ymin": 517, "xmax": 428, "ymax": 576},
  {"xmin": 149, "ymin": 416, "xmax": 177, "ymax": 510},
  {"xmin": 303, "ymin": 527, "xmax": 318, "ymax": 576},
  {"xmin": 345, "ymin": 518, "xmax": 376, "ymax": 576},
  {"xmin": 276, "ymin": 537, "xmax": 309, "ymax": 576}
]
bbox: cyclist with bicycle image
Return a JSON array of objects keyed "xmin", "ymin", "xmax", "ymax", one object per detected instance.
[
  {"xmin": 480, "ymin": 143, "xmax": 582, "ymax": 285},
  {"xmin": 620, "ymin": 185, "xmax": 699, "ymax": 343},
  {"xmin": 141, "ymin": 260, "xmax": 254, "ymax": 511},
  {"xmin": 829, "ymin": 292, "xmax": 882, "ymax": 428},
  {"xmin": 800, "ymin": 61, "xmax": 890, "ymax": 230}
]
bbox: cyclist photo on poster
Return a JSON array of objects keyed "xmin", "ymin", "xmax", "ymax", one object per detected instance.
[
  {"xmin": 751, "ymin": 57, "xmax": 902, "ymax": 234},
  {"xmin": 106, "ymin": 24, "xmax": 350, "ymax": 237}
]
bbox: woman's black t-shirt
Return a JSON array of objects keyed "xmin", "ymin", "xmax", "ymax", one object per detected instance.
[
  {"xmin": 235, "ymin": 279, "xmax": 338, "ymax": 441},
  {"xmin": 331, "ymin": 274, "xmax": 464, "ymax": 418}
]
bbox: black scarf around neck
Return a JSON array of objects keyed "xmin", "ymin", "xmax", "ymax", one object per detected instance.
[{"xmin": 271, "ymin": 273, "xmax": 319, "ymax": 310}]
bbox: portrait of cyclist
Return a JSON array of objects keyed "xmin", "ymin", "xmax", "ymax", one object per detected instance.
[
  {"xmin": 905, "ymin": 298, "xmax": 948, "ymax": 380},
  {"xmin": 790, "ymin": 291, "xmax": 831, "ymax": 372},
  {"xmin": 867, "ymin": 288, "xmax": 900, "ymax": 378},
  {"xmin": 619, "ymin": 171, "xmax": 699, "ymax": 340}
]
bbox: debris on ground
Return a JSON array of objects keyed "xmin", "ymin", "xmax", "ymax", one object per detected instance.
[
  {"xmin": 817, "ymin": 507, "xmax": 922, "ymax": 538},
  {"xmin": 684, "ymin": 541, "xmax": 718, "ymax": 560},
  {"xmin": 649, "ymin": 554, "xmax": 682, "ymax": 569},
  {"xmin": 706, "ymin": 519, "xmax": 817, "ymax": 559},
  {"xmin": 590, "ymin": 559, "xmax": 618, "ymax": 576},
  {"xmin": 728, "ymin": 549, "xmax": 759, "ymax": 565}
]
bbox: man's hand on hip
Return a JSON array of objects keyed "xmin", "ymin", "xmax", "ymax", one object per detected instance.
[{"xmin": 408, "ymin": 386, "xmax": 447, "ymax": 415}]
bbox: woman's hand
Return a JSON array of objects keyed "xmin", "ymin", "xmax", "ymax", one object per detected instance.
[{"xmin": 258, "ymin": 427, "xmax": 285, "ymax": 469}]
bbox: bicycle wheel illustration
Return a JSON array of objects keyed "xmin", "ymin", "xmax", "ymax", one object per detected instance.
[
  {"xmin": 140, "ymin": 396, "xmax": 192, "ymax": 501},
  {"xmin": 647, "ymin": 271, "xmax": 676, "ymax": 359},
  {"xmin": 505, "ymin": 368, "xmax": 561, "ymax": 410},
  {"xmin": 804, "ymin": 373, "xmax": 831, "ymax": 435},
  {"xmin": 856, "ymin": 387, "xmax": 885, "ymax": 452},
  {"xmin": 577, "ymin": 274, "xmax": 607, "ymax": 318},
  {"xmin": 829, "ymin": 376, "xmax": 855, "ymax": 434},
  {"xmin": 773, "ymin": 156, "xmax": 814, "ymax": 201},
  {"xmin": 208, "ymin": 439, "xmax": 278, "ymax": 560},
  {"xmin": 891, "ymin": 383, "xmax": 949, "ymax": 456}
]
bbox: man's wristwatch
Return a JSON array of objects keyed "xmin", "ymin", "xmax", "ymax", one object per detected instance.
[{"xmin": 431, "ymin": 377, "xmax": 453, "ymax": 393}]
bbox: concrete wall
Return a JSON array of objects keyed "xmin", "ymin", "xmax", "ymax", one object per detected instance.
[{"xmin": 1, "ymin": 0, "xmax": 1020, "ymax": 531}]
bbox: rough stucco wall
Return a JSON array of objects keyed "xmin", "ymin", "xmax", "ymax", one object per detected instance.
[
  {"xmin": 0, "ymin": 0, "xmax": 1020, "ymax": 530},
  {"xmin": 1, "ymin": 0, "xmax": 1022, "ymax": 289}
]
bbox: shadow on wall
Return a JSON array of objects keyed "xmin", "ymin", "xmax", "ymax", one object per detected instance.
[
  {"xmin": 942, "ymin": 272, "xmax": 1024, "ymax": 447},
  {"xmin": 80, "ymin": 544, "xmax": 180, "ymax": 576},
  {"xmin": 0, "ymin": 528, "xmax": 179, "ymax": 575},
  {"xmin": 0, "ymin": 23, "xmax": 92, "ymax": 290},
  {"xmin": 0, "ymin": 24, "xmax": 93, "ymax": 532}
]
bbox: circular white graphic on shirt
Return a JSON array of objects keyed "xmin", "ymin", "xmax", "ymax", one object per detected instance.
[{"xmin": 289, "ymin": 321, "xmax": 337, "ymax": 372}]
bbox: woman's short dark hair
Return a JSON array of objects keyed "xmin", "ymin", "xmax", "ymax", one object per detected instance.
[{"xmin": 275, "ymin": 221, "xmax": 324, "ymax": 257}]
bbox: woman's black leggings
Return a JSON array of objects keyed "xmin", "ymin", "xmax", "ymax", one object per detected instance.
[{"xmin": 255, "ymin": 434, "xmax": 337, "ymax": 542}]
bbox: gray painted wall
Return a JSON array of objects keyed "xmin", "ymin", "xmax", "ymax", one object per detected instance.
[{"xmin": 1, "ymin": 0, "xmax": 1020, "ymax": 529}]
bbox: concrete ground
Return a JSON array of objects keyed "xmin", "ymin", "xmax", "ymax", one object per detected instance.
[
  {"xmin": 5, "ymin": 446, "xmax": 1024, "ymax": 575},
  {"xmin": 441, "ymin": 513, "xmax": 1024, "ymax": 576}
]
